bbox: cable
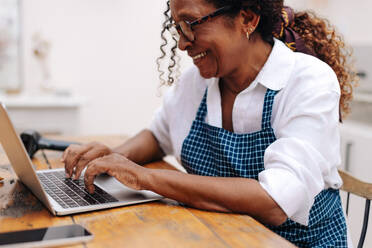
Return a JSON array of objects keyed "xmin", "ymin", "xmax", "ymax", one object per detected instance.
[{"xmin": 41, "ymin": 149, "xmax": 51, "ymax": 169}]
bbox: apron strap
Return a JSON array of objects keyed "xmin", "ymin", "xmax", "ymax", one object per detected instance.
[
  {"xmin": 261, "ymin": 89, "xmax": 280, "ymax": 130},
  {"xmin": 195, "ymin": 88, "xmax": 208, "ymax": 122}
]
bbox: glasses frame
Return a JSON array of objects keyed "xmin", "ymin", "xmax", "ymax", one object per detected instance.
[{"xmin": 167, "ymin": 5, "xmax": 234, "ymax": 42}]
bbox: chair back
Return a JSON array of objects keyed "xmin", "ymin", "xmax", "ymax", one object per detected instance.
[{"xmin": 339, "ymin": 170, "xmax": 372, "ymax": 248}]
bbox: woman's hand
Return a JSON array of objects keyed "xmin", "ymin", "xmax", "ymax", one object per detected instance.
[
  {"xmin": 84, "ymin": 153, "xmax": 148, "ymax": 194},
  {"xmin": 62, "ymin": 142, "xmax": 112, "ymax": 180}
]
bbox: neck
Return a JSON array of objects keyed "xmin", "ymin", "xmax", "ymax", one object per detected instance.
[{"xmin": 221, "ymin": 35, "xmax": 272, "ymax": 95}]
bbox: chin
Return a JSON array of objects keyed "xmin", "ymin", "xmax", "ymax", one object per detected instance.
[{"xmin": 197, "ymin": 67, "xmax": 217, "ymax": 79}]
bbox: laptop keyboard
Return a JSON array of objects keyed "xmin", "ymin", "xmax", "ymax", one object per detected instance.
[{"xmin": 37, "ymin": 171, "xmax": 118, "ymax": 209}]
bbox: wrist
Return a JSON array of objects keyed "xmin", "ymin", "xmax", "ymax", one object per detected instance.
[
  {"xmin": 138, "ymin": 167, "xmax": 154, "ymax": 191},
  {"xmin": 111, "ymin": 147, "xmax": 131, "ymax": 159}
]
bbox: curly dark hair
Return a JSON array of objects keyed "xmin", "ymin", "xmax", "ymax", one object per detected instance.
[{"xmin": 156, "ymin": 0, "xmax": 357, "ymax": 119}]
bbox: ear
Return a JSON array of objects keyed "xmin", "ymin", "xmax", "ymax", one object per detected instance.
[{"xmin": 238, "ymin": 9, "xmax": 260, "ymax": 35}]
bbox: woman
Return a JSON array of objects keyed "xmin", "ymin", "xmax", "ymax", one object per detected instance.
[{"xmin": 63, "ymin": 0, "xmax": 357, "ymax": 247}]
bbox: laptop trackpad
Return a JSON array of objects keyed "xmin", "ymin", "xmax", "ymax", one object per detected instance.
[{"xmin": 93, "ymin": 174, "xmax": 162, "ymax": 202}]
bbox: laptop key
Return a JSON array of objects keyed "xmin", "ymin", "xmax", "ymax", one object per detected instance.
[
  {"xmin": 66, "ymin": 201, "xmax": 79, "ymax": 208},
  {"xmin": 90, "ymin": 193, "xmax": 108, "ymax": 204},
  {"xmin": 94, "ymin": 187, "xmax": 119, "ymax": 202},
  {"xmin": 52, "ymin": 197, "xmax": 69, "ymax": 209},
  {"xmin": 82, "ymin": 195, "xmax": 99, "ymax": 205},
  {"xmin": 37, "ymin": 171, "xmax": 118, "ymax": 208},
  {"xmin": 69, "ymin": 193, "xmax": 89, "ymax": 205}
]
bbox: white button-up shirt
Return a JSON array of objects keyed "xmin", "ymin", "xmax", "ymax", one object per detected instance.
[{"xmin": 149, "ymin": 39, "xmax": 343, "ymax": 226}]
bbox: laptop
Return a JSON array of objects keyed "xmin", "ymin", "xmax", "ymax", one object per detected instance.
[{"xmin": 0, "ymin": 103, "xmax": 163, "ymax": 216}]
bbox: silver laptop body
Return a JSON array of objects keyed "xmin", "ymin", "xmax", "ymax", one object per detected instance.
[{"xmin": 0, "ymin": 103, "xmax": 162, "ymax": 216}]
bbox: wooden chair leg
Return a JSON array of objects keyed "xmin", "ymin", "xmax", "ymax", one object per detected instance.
[{"xmin": 357, "ymin": 199, "xmax": 370, "ymax": 248}]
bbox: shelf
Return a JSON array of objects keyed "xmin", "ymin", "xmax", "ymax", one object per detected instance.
[
  {"xmin": 0, "ymin": 92, "xmax": 84, "ymax": 135},
  {"xmin": 0, "ymin": 93, "xmax": 84, "ymax": 109}
]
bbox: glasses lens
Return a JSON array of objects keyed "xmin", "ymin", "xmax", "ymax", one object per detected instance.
[
  {"xmin": 179, "ymin": 21, "xmax": 194, "ymax": 42},
  {"xmin": 166, "ymin": 23, "xmax": 180, "ymax": 40}
]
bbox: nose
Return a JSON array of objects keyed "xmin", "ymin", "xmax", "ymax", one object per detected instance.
[{"xmin": 178, "ymin": 34, "xmax": 192, "ymax": 51}]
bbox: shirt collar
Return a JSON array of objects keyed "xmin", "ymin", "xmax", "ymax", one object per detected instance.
[
  {"xmin": 254, "ymin": 38, "xmax": 295, "ymax": 91},
  {"xmin": 206, "ymin": 38, "xmax": 295, "ymax": 91}
]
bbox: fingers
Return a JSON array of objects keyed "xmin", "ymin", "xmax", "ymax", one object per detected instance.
[
  {"xmin": 63, "ymin": 142, "xmax": 112, "ymax": 179},
  {"xmin": 84, "ymin": 154, "xmax": 146, "ymax": 194},
  {"xmin": 61, "ymin": 147, "xmax": 68, "ymax": 162},
  {"xmin": 64, "ymin": 144, "xmax": 92, "ymax": 178},
  {"xmin": 61, "ymin": 144, "xmax": 74, "ymax": 162},
  {"xmin": 84, "ymin": 160, "xmax": 109, "ymax": 194},
  {"xmin": 73, "ymin": 148, "xmax": 107, "ymax": 180}
]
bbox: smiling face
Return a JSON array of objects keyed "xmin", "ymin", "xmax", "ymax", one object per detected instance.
[{"xmin": 170, "ymin": 0, "xmax": 248, "ymax": 79}]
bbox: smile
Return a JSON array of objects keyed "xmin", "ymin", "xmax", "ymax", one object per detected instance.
[{"xmin": 192, "ymin": 51, "xmax": 207, "ymax": 60}]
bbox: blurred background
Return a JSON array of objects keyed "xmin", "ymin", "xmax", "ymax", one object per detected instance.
[
  {"xmin": 0, "ymin": 0, "xmax": 371, "ymax": 246},
  {"xmin": 0, "ymin": 0, "xmax": 371, "ymax": 136}
]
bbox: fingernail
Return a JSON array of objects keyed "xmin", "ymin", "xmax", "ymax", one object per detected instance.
[
  {"xmin": 60, "ymin": 158, "xmax": 65, "ymax": 162},
  {"xmin": 65, "ymin": 173, "xmax": 70, "ymax": 178},
  {"xmin": 89, "ymin": 187, "xmax": 94, "ymax": 194}
]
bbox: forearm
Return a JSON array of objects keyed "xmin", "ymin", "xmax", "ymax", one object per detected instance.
[
  {"xmin": 142, "ymin": 169, "xmax": 287, "ymax": 226},
  {"xmin": 112, "ymin": 129, "xmax": 165, "ymax": 165}
]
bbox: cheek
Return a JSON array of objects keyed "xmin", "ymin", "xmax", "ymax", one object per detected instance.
[
  {"xmin": 196, "ymin": 41, "xmax": 229, "ymax": 78},
  {"xmin": 194, "ymin": 26, "xmax": 239, "ymax": 77},
  {"xmin": 210, "ymin": 41, "xmax": 233, "ymax": 76},
  {"xmin": 217, "ymin": 32, "xmax": 245, "ymax": 70}
]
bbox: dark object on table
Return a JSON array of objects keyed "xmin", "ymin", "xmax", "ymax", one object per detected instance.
[{"xmin": 20, "ymin": 130, "xmax": 80, "ymax": 158}]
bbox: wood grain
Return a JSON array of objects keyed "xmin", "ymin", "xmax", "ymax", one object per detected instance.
[
  {"xmin": 189, "ymin": 208, "xmax": 296, "ymax": 248},
  {"xmin": 339, "ymin": 169, "xmax": 372, "ymax": 200},
  {"xmin": 0, "ymin": 135, "xmax": 296, "ymax": 248},
  {"xmin": 73, "ymin": 202, "xmax": 228, "ymax": 248},
  {"xmin": 0, "ymin": 165, "xmax": 82, "ymax": 248}
]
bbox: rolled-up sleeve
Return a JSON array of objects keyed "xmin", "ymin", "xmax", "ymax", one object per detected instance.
[
  {"xmin": 259, "ymin": 87, "xmax": 341, "ymax": 226},
  {"xmin": 149, "ymin": 89, "xmax": 175, "ymax": 156}
]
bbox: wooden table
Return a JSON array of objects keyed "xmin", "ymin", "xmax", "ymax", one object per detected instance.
[{"xmin": 0, "ymin": 135, "xmax": 296, "ymax": 248}]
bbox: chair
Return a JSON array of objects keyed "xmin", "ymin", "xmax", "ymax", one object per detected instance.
[{"xmin": 338, "ymin": 169, "xmax": 372, "ymax": 248}]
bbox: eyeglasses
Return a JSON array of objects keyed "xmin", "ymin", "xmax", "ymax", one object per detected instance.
[{"xmin": 166, "ymin": 5, "xmax": 234, "ymax": 42}]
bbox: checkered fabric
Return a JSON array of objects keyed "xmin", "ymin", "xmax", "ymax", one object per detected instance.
[
  {"xmin": 268, "ymin": 189, "xmax": 347, "ymax": 247},
  {"xmin": 180, "ymin": 88, "xmax": 347, "ymax": 247}
]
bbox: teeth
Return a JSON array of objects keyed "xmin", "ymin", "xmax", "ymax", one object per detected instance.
[{"xmin": 192, "ymin": 52, "xmax": 207, "ymax": 60}]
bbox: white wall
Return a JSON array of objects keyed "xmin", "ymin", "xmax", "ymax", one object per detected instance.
[
  {"xmin": 20, "ymin": 0, "xmax": 372, "ymax": 137},
  {"xmin": 285, "ymin": 0, "xmax": 372, "ymax": 45},
  {"xmin": 21, "ymin": 0, "xmax": 191, "ymax": 136}
]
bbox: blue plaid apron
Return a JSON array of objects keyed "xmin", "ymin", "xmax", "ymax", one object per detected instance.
[{"xmin": 181, "ymin": 88, "xmax": 347, "ymax": 247}]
